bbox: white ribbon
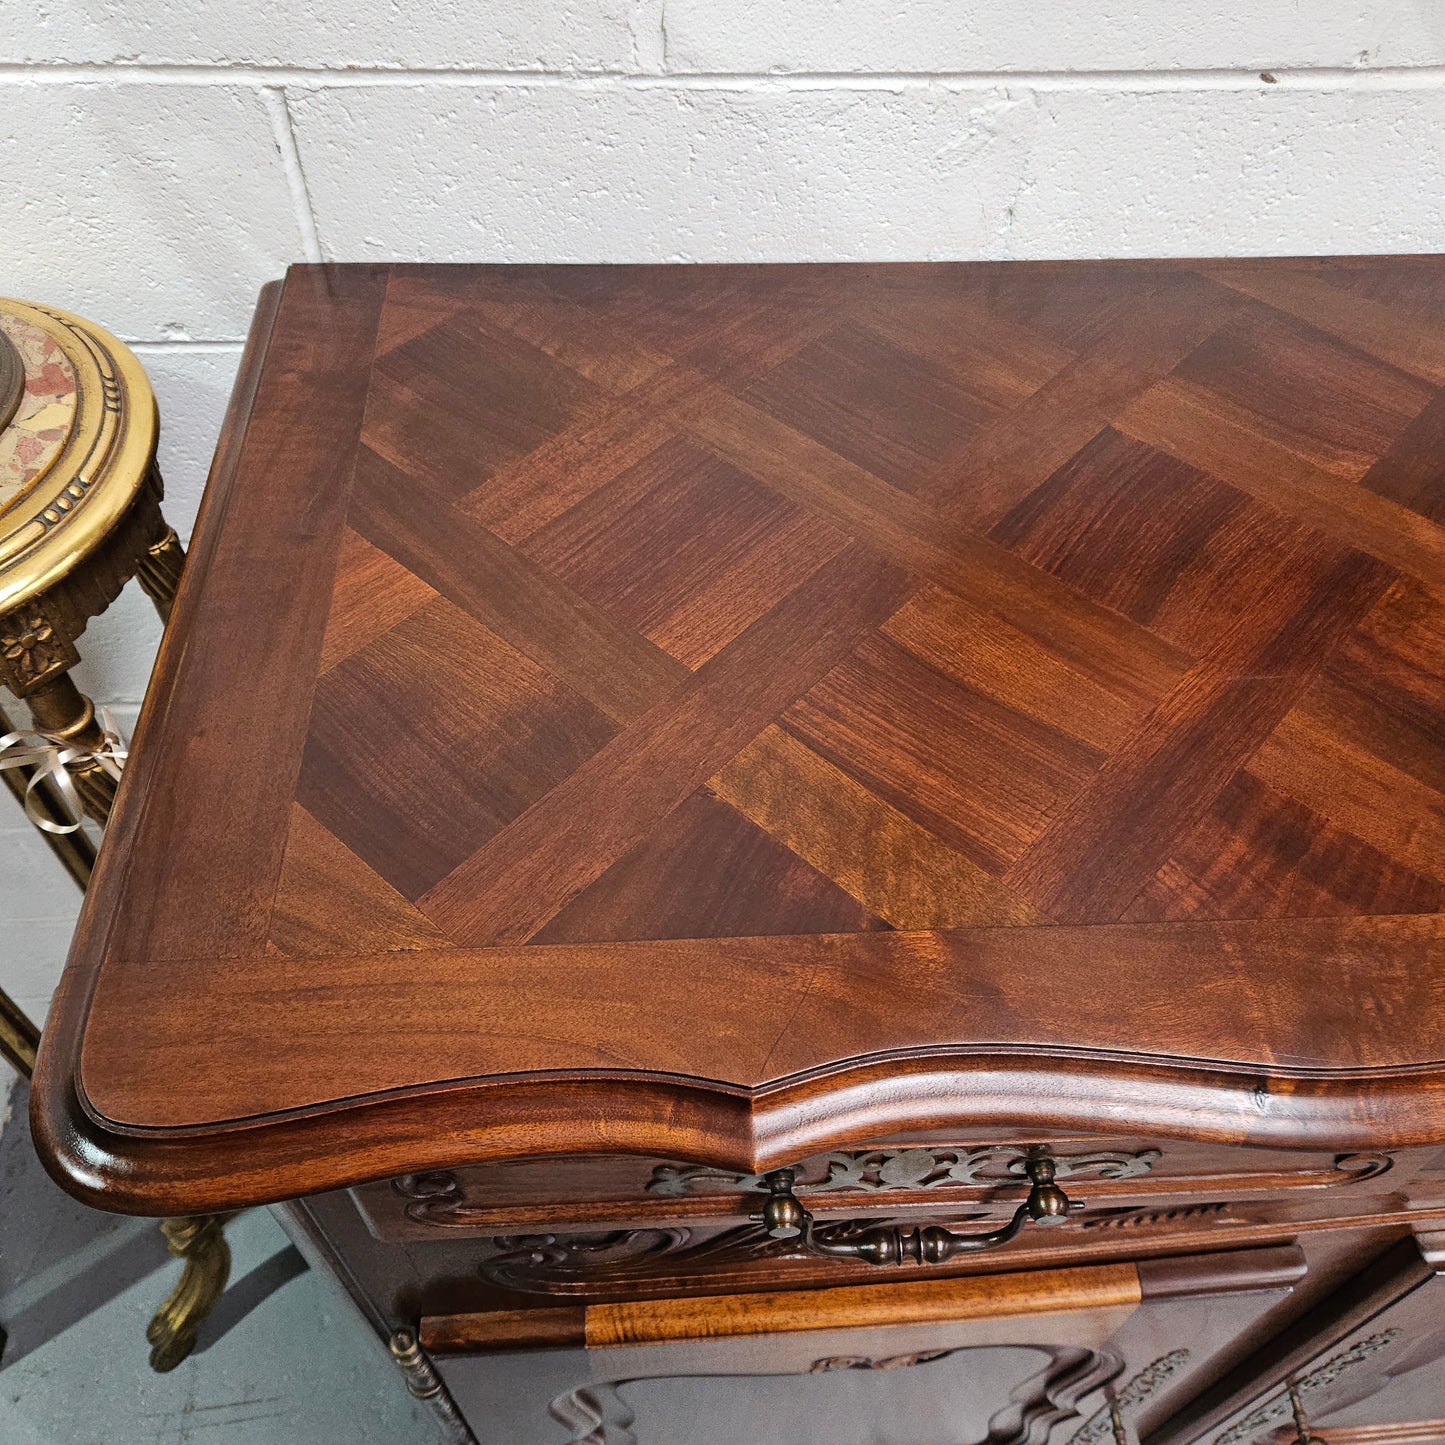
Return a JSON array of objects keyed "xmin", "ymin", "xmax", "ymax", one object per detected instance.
[{"xmin": 0, "ymin": 708, "xmax": 127, "ymax": 834}]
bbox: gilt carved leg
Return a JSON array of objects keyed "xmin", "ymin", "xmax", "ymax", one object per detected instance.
[
  {"xmin": 0, "ymin": 987, "xmax": 40, "ymax": 1077},
  {"xmin": 1, "ymin": 691, "xmax": 87, "ymax": 1079},
  {"xmin": 133, "ymin": 463, "xmax": 187, "ymax": 623},
  {"xmin": 21, "ymin": 672, "xmax": 119, "ymax": 823},
  {"xmin": 136, "ymin": 516, "xmax": 186, "ymax": 621},
  {"xmin": 0, "ymin": 699, "xmax": 95, "ymax": 886},
  {"xmin": 0, "ymin": 471, "xmax": 213, "ymax": 1370},
  {"xmin": 7, "ymin": 947, "xmax": 227, "ymax": 1373},
  {"xmin": 146, "ymin": 1213, "xmax": 233, "ymax": 1372}
]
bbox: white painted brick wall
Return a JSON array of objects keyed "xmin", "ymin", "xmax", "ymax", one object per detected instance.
[
  {"xmin": 666, "ymin": 3, "xmax": 1445, "ymax": 73},
  {"xmin": 2, "ymin": 2, "xmax": 1444, "ymax": 1022}
]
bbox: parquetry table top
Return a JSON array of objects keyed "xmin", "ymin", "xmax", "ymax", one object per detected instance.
[{"xmin": 34, "ymin": 259, "xmax": 1445, "ymax": 1213}]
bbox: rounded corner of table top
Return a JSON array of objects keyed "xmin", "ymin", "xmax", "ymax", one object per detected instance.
[{"xmin": 46, "ymin": 257, "xmax": 1445, "ymax": 1210}]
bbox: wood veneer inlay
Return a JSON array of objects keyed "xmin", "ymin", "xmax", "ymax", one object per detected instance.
[{"xmin": 32, "ymin": 258, "xmax": 1445, "ymax": 1213}]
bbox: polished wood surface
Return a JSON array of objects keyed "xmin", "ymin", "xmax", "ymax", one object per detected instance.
[
  {"xmin": 423, "ymin": 1244, "xmax": 1310, "ymax": 1445},
  {"xmin": 32, "ymin": 258, "xmax": 1445, "ymax": 1212},
  {"xmin": 1160, "ymin": 1231, "xmax": 1445, "ymax": 1445},
  {"xmin": 421, "ymin": 1261, "xmax": 1144, "ymax": 1354}
]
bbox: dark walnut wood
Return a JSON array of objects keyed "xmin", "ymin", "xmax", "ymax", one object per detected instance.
[
  {"xmin": 30, "ymin": 258, "xmax": 1445, "ymax": 1216},
  {"xmin": 420, "ymin": 1245, "xmax": 1311, "ymax": 1445}
]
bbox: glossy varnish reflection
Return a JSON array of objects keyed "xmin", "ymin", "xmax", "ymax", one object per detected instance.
[{"xmin": 30, "ymin": 258, "xmax": 1445, "ymax": 1213}]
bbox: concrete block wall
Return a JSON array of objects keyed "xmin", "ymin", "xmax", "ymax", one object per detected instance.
[{"xmin": 2, "ymin": 2, "xmax": 1444, "ymax": 1018}]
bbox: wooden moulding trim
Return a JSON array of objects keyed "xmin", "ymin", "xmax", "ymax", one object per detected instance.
[
  {"xmin": 40, "ymin": 944, "xmax": 1445, "ymax": 1214},
  {"xmin": 1316, "ymin": 1426, "xmax": 1445, "ymax": 1445},
  {"xmin": 77, "ymin": 917, "xmax": 1445, "ymax": 1130},
  {"xmin": 1135, "ymin": 1244, "xmax": 1306, "ymax": 1299},
  {"xmin": 30, "ymin": 1050, "xmax": 1445, "ymax": 1218},
  {"xmin": 420, "ymin": 1262, "xmax": 1142, "ymax": 1356},
  {"xmin": 421, "ymin": 1306, "xmax": 588, "ymax": 1355}
]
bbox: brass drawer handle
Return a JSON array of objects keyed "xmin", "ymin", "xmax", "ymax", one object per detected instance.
[{"xmin": 759, "ymin": 1150, "xmax": 1082, "ymax": 1264}]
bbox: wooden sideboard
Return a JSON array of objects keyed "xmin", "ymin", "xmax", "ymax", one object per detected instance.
[{"xmin": 32, "ymin": 258, "xmax": 1445, "ymax": 1443}]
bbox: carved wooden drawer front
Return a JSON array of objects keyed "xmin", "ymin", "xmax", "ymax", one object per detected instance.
[
  {"xmin": 1155, "ymin": 1230, "xmax": 1445, "ymax": 1445},
  {"xmin": 421, "ymin": 1245, "xmax": 1307, "ymax": 1445},
  {"xmin": 352, "ymin": 1137, "xmax": 1406, "ymax": 1245}
]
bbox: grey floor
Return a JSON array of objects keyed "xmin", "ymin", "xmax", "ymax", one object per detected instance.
[
  {"xmin": 0, "ymin": 1082, "xmax": 439, "ymax": 1445},
  {"xmin": 0, "ymin": 807, "xmax": 440, "ymax": 1443}
]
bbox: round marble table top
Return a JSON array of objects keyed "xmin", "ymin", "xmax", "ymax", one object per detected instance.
[
  {"xmin": 0, "ymin": 311, "xmax": 79, "ymax": 519},
  {"xmin": 0, "ymin": 299, "xmax": 156, "ymax": 617}
]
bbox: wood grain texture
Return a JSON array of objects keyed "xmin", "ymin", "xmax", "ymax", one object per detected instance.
[
  {"xmin": 80, "ymin": 914, "xmax": 1445, "ymax": 1126},
  {"xmin": 590, "ymin": 1263, "xmax": 1137, "ymax": 1347},
  {"xmin": 418, "ymin": 543, "xmax": 911, "ymax": 944},
  {"xmin": 1155, "ymin": 1231, "xmax": 1445, "ymax": 1445},
  {"xmin": 104, "ymin": 265, "xmax": 389, "ymax": 964},
  {"xmin": 421, "ymin": 1261, "xmax": 1142, "ymax": 1353},
  {"xmin": 29, "ymin": 258, "xmax": 1445, "ymax": 1214}
]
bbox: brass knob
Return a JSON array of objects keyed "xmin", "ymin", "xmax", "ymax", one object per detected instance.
[
  {"xmin": 1024, "ymin": 1153, "xmax": 1076, "ymax": 1225},
  {"xmin": 761, "ymin": 1169, "xmax": 807, "ymax": 1239}
]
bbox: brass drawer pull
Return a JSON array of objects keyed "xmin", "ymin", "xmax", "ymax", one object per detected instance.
[{"xmin": 759, "ymin": 1151, "xmax": 1081, "ymax": 1264}]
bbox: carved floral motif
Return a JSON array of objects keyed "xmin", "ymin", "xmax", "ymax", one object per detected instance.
[
  {"xmin": 809, "ymin": 1349, "xmax": 958, "ymax": 1372},
  {"xmin": 1065, "ymin": 1351, "xmax": 1192, "ymax": 1445},
  {"xmin": 0, "ymin": 606, "xmax": 74, "ymax": 688},
  {"xmin": 1213, "ymin": 1331, "xmax": 1403, "ymax": 1445},
  {"xmin": 391, "ymin": 1150, "xmax": 1393, "ymax": 1245},
  {"xmin": 475, "ymin": 1224, "xmax": 782, "ymax": 1294},
  {"xmin": 646, "ymin": 1147, "xmax": 1161, "ymax": 1198},
  {"xmin": 2, "ymin": 614, "xmax": 57, "ymax": 673}
]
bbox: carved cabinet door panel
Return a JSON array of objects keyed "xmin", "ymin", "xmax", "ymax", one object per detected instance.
[
  {"xmin": 427, "ymin": 1245, "xmax": 1305, "ymax": 1445},
  {"xmin": 1159, "ymin": 1231, "xmax": 1445, "ymax": 1445}
]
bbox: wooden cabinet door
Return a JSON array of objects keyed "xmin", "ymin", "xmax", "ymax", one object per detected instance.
[
  {"xmin": 427, "ymin": 1246, "xmax": 1304, "ymax": 1445},
  {"xmin": 1156, "ymin": 1232, "xmax": 1445, "ymax": 1445}
]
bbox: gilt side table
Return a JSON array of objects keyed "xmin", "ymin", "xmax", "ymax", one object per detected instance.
[
  {"xmin": 0, "ymin": 298, "xmax": 228, "ymax": 1373},
  {"xmin": 31, "ymin": 260, "xmax": 1445, "ymax": 1444},
  {"xmin": 0, "ymin": 300, "xmax": 182, "ymax": 817}
]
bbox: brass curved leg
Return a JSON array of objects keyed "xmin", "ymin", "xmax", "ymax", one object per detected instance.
[
  {"xmin": 146, "ymin": 1214, "xmax": 232, "ymax": 1372},
  {"xmin": 136, "ymin": 521, "xmax": 186, "ymax": 623},
  {"xmin": 0, "ymin": 987, "xmax": 40, "ymax": 1077}
]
